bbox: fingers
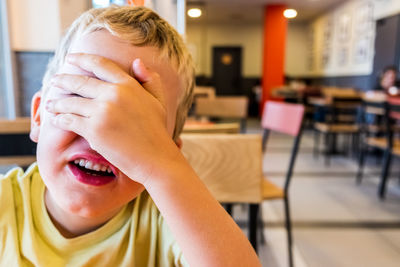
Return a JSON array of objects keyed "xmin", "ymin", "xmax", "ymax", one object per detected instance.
[
  {"xmin": 51, "ymin": 74, "xmax": 107, "ymax": 99},
  {"xmin": 67, "ymin": 53, "xmax": 131, "ymax": 83},
  {"xmin": 132, "ymin": 58, "xmax": 165, "ymax": 105},
  {"xmin": 46, "ymin": 97, "xmax": 95, "ymax": 117},
  {"xmin": 50, "ymin": 113, "xmax": 87, "ymax": 136}
]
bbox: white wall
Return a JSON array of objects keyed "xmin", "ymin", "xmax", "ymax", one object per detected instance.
[
  {"xmin": 186, "ymin": 22, "xmax": 263, "ymax": 77},
  {"xmin": 285, "ymin": 22, "xmax": 309, "ymax": 77},
  {"xmin": 9, "ymin": 0, "xmax": 89, "ymax": 51},
  {"xmin": 9, "ymin": 0, "xmax": 61, "ymax": 51},
  {"xmin": 374, "ymin": 0, "xmax": 400, "ymax": 20}
]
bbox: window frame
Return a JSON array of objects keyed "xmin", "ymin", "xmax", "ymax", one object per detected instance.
[{"xmin": 1, "ymin": 0, "xmax": 19, "ymax": 119}]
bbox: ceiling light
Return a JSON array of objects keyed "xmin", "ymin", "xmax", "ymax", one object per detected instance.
[
  {"xmin": 283, "ymin": 9, "xmax": 297, "ymax": 19},
  {"xmin": 188, "ymin": 8, "xmax": 202, "ymax": 18}
]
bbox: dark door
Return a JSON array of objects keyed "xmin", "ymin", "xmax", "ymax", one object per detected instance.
[
  {"xmin": 372, "ymin": 15, "xmax": 400, "ymax": 86},
  {"xmin": 212, "ymin": 47, "xmax": 242, "ymax": 95}
]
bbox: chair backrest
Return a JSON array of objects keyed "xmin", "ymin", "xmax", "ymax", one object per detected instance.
[
  {"xmin": 181, "ymin": 134, "xmax": 262, "ymax": 203},
  {"xmin": 322, "ymin": 87, "xmax": 359, "ymax": 98},
  {"xmin": 195, "ymin": 96, "xmax": 249, "ymax": 119},
  {"xmin": 261, "ymin": 101, "xmax": 305, "ymax": 193},
  {"xmin": 382, "ymin": 97, "xmax": 400, "ymax": 151},
  {"xmin": 388, "ymin": 97, "xmax": 400, "ymax": 120},
  {"xmin": 261, "ymin": 101, "xmax": 305, "ymax": 136},
  {"xmin": 193, "ymin": 86, "xmax": 216, "ymax": 99}
]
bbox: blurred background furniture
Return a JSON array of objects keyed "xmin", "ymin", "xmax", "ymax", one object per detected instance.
[
  {"xmin": 378, "ymin": 97, "xmax": 400, "ymax": 199},
  {"xmin": 356, "ymin": 93, "xmax": 388, "ymax": 185},
  {"xmin": 182, "ymin": 120, "xmax": 240, "ymax": 134},
  {"xmin": 312, "ymin": 89, "xmax": 362, "ymax": 165},
  {"xmin": 194, "ymin": 96, "xmax": 249, "ymax": 132},
  {"xmin": 188, "ymin": 86, "xmax": 217, "ymax": 116},
  {"xmin": 181, "ymin": 134, "xmax": 262, "ymax": 251},
  {"xmin": 193, "ymin": 86, "xmax": 216, "ymax": 99},
  {"xmin": 0, "ymin": 117, "xmax": 36, "ymax": 167},
  {"xmin": 260, "ymin": 101, "xmax": 305, "ymax": 267}
]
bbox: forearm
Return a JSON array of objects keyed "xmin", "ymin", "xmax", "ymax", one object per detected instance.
[{"xmin": 144, "ymin": 150, "xmax": 261, "ymax": 267}]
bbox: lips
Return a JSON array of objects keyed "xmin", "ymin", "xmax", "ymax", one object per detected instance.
[{"xmin": 67, "ymin": 153, "xmax": 118, "ymax": 186}]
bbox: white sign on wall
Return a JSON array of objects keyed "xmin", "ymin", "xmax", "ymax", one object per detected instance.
[{"xmin": 307, "ymin": 0, "xmax": 375, "ymax": 77}]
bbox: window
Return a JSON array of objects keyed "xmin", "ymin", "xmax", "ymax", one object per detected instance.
[{"xmin": 0, "ymin": 0, "xmax": 17, "ymax": 118}]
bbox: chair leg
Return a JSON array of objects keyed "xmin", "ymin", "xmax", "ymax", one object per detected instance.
[
  {"xmin": 379, "ymin": 150, "xmax": 392, "ymax": 199},
  {"xmin": 258, "ymin": 205, "xmax": 266, "ymax": 245},
  {"xmin": 352, "ymin": 133, "xmax": 360, "ymax": 158},
  {"xmin": 284, "ymin": 197, "xmax": 294, "ymax": 267},
  {"xmin": 356, "ymin": 144, "xmax": 367, "ymax": 185},
  {"xmin": 249, "ymin": 204, "xmax": 259, "ymax": 253},
  {"xmin": 313, "ymin": 130, "xmax": 320, "ymax": 159},
  {"xmin": 324, "ymin": 133, "xmax": 331, "ymax": 166}
]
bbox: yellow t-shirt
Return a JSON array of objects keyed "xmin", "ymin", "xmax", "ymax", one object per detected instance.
[{"xmin": 0, "ymin": 163, "xmax": 188, "ymax": 267}]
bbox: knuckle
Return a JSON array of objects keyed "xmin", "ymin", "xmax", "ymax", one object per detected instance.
[
  {"xmin": 93, "ymin": 55, "xmax": 106, "ymax": 66},
  {"xmin": 107, "ymin": 85, "xmax": 124, "ymax": 102}
]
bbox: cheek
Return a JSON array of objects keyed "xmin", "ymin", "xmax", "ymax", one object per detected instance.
[
  {"xmin": 165, "ymin": 96, "xmax": 179, "ymax": 136},
  {"xmin": 36, "ymin": 117, "xmax": 77, "ymax": 169}
]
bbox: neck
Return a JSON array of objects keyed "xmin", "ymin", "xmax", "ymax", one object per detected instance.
[{"xmin": 44, "ymin": 189, "xmax": 122, "ymax": 238}]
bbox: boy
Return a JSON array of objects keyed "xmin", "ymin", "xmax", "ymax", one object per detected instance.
[{"xmin": 0, "ymin": 5, "xmax": 261, "ymax": 267}]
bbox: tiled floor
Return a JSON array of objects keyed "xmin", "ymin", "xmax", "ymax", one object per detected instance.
[{"xmin": 243, "ymin": 119, "xmax": 400, "ymax": 267}]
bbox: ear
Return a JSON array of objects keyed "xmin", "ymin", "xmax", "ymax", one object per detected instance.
[
  {"xmin": 175, "ymin": 137, "xmax": 183, "ymax": 149},
  {"xmin": 30, "ymin": 91, "xmax": 42, "ymax": 143}
]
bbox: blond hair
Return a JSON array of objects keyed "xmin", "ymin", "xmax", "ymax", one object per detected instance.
[{"xmin": 42, "ymin": 5, "xmax": 195, "ymax": 140}]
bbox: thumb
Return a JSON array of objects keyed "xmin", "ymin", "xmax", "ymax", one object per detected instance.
[{"xmin": 132, "ymin": 58, "xmax": 165, "ymax": 105}]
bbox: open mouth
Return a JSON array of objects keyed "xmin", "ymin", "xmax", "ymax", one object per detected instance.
[
  {"xmin": 72, "ymin": 159, "xmax": 115, "ymax": 177},
  {"xmin": 68, "ymin": 158, "xmax": 117, "ymax": 186}
]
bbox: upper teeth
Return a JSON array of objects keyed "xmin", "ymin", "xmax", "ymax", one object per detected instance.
[{"xmin": 74, "ymin": 159, "xmax": 113, "ymax": 173}]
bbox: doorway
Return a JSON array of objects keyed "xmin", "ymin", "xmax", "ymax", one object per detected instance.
[{"xmin": 212, "ymin": 46, "xmax": 242, "ymax": 95}]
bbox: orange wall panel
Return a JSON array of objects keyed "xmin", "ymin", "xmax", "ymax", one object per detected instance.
[{"xmin": 261, "ymin": 5, "xmax": 288, "ymax": 113}]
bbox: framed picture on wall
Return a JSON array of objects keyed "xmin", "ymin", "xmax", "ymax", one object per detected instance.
[
  {"xmin": 354, "ymin": 37, "xmax": 372, "ymax": 64},
  {"xmin": 337, "ymin": 13, "xmax": 352, "ymax": 43},
  {"xmin": 321, "ymin": 17, "xmax": 333, "ymax": 68},
  {"xmin": 307, "ymin": 26, "xmax": 316, "ymax": 71},
  {"xmin": 338, "ymin": 46, "xmax": 349, "ymax": 66},
  {"xmin": 355, "ymin": 2, "xmax": 374, "ymax": 36}
]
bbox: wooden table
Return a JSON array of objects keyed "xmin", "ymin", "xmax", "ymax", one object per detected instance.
[{"xmin": 183, "ymin": 121, "xmax": 240, "ymax": 134}]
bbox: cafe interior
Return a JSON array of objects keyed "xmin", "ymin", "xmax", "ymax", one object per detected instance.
[{"xmin": 1, "ymin": 0, "xmax": 400, "ymax": 266}]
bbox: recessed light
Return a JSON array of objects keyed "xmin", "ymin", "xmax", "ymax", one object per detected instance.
[
  {"xmin": 283, "ymin": 9, "xmax": 297, "ymax": 19},
  {"xmin": 188, "ymin": 8, "xmax": 202, "ymax": 18}
]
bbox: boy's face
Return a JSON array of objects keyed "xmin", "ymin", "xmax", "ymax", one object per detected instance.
[{"xmin": 30, "ymin": 30, "xmax": 183, "ymax": 219}]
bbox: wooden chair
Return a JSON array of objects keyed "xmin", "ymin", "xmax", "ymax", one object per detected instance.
[
  {"xmin": 313, "ymin": 95, "xmax": 361, "ymax": 165},
  {"xmin": 193, "ymin": 86, "xmax": 216, "ymax": 99},
  {"xmin": 0, "ymin": 117, "xmax": 36, "ymax": 167},
  {"xmin": 194, "ymin": 96, "xmax": 249, "ymax": 132},
  {"xmin": 356, "ymin": 96, "xmax": 388, "ymax": 184},
  {"xmin": 180, "ymin": 134, "xmax": 262, "ymax": 251},
  {"xmin": 261, "ymin": 101, "xmax": 305, "ymax": 267},
  {"xmin": 188, "ymin": 86, "xmax": 216, "ymax": 117},
  {"xmin": 378, "ymin": 97, "xmax": 400, "ymax": 199}
]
